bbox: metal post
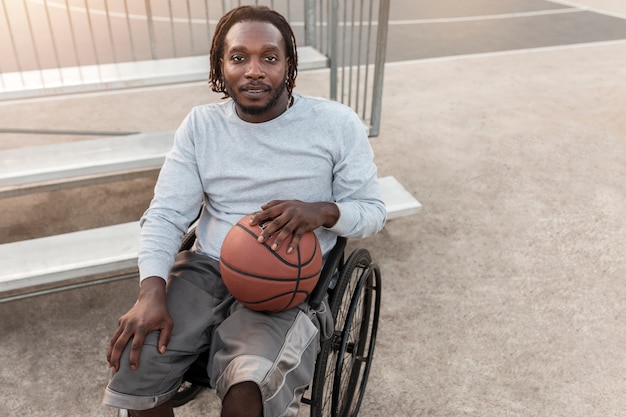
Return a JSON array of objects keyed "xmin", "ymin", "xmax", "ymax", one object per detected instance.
[
  {"xmin": 304, "ymin": 0, "xmax": 315, "ymax": 47},
  {"xmin": 329, "ymin": 0, "xmax": 339, "ymax": 101},
  {"xmin": 186, "ymin": 0, "xmax": 194, "ymax": 54},
  {"xmin": 204, "ymin": 0, "xmax": 211, "ymax": 46},
  {"xmin": 123, "ymin": 0, "xmax": 137, "ymax": 61},
  {"xmin": 21, "ymin": 0, "xmax": 45, "ymax": 85},
  {"xmin": 103, "ymin": 0, "xmax": 118, "ymax": 64},
  {"xmin": 83, "ymin": 0, "xmax": 102, "ymax": 79},
  {"xmin": 65, "ymin": 0, "xmax": 84, "ymax": 80},
  {"xmin": 2, "ymin": 0, "xmax": 26, "ymax": 85},
  {"xmin": 144, "ymin": 0, "xmax": 158, "ymax": 59},
  {"xmin": 369, "ymin": 0, "xmax": 390, "ymax": 137},
  {"xmin": 43, "ymin": 0, "xmax": 64, "ymax": 83},
  {"xmin": 361, "ymin": 0, "xmax": 375, "ymax": 122},
  {"xmin": 168, "ymin": 0, "xmax": 178, "ymax": 57}
]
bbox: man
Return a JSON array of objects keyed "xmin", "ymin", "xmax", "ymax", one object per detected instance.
[{"xmin": 103, "ymin": 5, "xmax": 386, "ymax": 417}]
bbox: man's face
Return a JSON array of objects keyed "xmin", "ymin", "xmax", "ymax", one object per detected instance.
[{"xmin": 222, "ymin": 20, "xmax": 290, "ymax": 123}]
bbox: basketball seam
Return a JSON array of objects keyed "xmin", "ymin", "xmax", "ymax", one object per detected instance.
[
  {"xmin": 233, "ymin": 223, "xmax": 319, "ymax": 268},
  {"xmin": 219, "ymin": 259, "xmax": 321, "ymax": 281},
  {"xmin": 222, "ymin": 219, "xmax": 323, "ymax": 312}
]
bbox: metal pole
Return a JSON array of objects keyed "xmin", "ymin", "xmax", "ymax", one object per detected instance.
[
  {"xmin": 304, "ymin": 0, "xmax": 315, "ymax": 47},
  {"xmin": 353, "ymin": 0, "xmax": 366, "ymax": 116},
  {"xmin": 369, "ymin": 0, "xmax": 390, "ymax": 137},
  {"xmin": 204, "ymin": 0, "xmax": 211, "ymax": 47},
  {"xmin": 1, "ymin": 0, "xmax": 26, "ymax": 85},
  {"xmin": 144, "ymin": 0, "xmax": 158, "ymax": 59},
  {"xmin": 83, "ymin": 0, "xmax": 102, "ymax": 79},
  {"xmin": 21, "ymin": 0, "xmax": 45, "ymax": 85},
  {"xmin": 347, "ymin": 0, "xmax": 357, "ymax": 108},
  {"xmin": 186, "ymin": 0, "xmax": 194, "ymax": 55},
  {"xmin": 43, "ymin": 0, "xmax": 64, "ymax": 83},
  {"xmin": 168, "ymin": 0, "xmax": 178, "ymax": 57},
  {"xmin": 329, "ymin": 0, "xmax": 339, "ymax": 101},
  {"xmin": 361, "ymin": 0, "xmax": 374, "ymax": 122},
  {"xmin": 123, "ymin": 0, "xmax": 137, "ymax": 61},
  {"xmin": 103, "ymin": 0, "xmax": 118, "ymax": 64},
  {"xmin": 340, "ymin": 0, "xmax": 347, "ymax": 102},
  {"xmin": 64, "ymin": 0, "xmax": 84, "ymax": 80}
]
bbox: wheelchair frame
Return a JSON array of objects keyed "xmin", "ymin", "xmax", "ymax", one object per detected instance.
[{"xmin": 119, "ymin": 228, "xmax": 381, "ymax": 417}]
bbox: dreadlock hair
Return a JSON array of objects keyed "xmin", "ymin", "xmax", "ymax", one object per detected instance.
[{"xmin": 209, "ymin": 6, "xmax": 298, "ymax": 104}]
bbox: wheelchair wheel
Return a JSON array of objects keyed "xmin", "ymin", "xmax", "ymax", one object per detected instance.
[
  {"xmin": 171, "ymin": 381, "xmax": 205, "ymax": 407},
  {"xmin": 310, "ymin": 248, "xmax": 381, "ymax": 417},
  {"xmin": 179, "ymin": 227, "xmax": 197, "ymax": 251}
]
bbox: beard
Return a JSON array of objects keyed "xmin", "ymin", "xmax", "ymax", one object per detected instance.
[{"xmin": 226, "ymin": 80, "xmax": 287, "ymax": 116}]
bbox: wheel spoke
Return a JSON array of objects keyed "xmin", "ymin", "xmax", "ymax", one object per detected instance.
[{"xmin": 309, "ymin": 249, "xmax": 380, "ymax": 417}]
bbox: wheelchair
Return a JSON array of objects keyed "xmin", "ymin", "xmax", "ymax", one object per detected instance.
[{"xmin": 119, "ymin": 227, "xmax": 381, "ymax": 417}]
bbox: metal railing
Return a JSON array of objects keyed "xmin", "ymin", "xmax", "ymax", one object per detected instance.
[{"xmin": 0, "ymin": 0, "xmax": 389, "ymax": 135}]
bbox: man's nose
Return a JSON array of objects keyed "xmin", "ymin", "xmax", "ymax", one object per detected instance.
[{"xmin": 245, "ymin": 59, "xmax": 265, "ymax": 78}]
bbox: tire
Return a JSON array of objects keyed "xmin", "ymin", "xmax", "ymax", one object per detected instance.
[
  {"xmin": 179, "ymin": 227, "xmax": 197, "ymax": 251},
  {"xmin": 310, "ymin": 249, "xmax": 381, "ymax": 417},
  {"xmin": 171, "ymin": 381, "xmax": 205, "ymax": 407}
]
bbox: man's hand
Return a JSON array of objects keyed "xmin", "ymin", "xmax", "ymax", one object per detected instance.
[
  {"xmin": 249, "ymin": 200, "xmax": 339, "ymax": 254},
  {"xmin": 107, "ymin": 276, "xmax": 173, "ymax": 372}
]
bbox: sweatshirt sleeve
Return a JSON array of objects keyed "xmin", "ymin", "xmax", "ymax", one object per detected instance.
[
  {"xmin": 325, "ymin": 111, "xmax": 386, "ymax": 238},
  {"xmin": 137, "ymin": 114, "xmax": 205, "ymax": 283}
]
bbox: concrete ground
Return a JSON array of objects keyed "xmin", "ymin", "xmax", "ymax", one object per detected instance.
[{"xmin": 1, "ymin": 1, "xmax": 626, "ymax": 416}]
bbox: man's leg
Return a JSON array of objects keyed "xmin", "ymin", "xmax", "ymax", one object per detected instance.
[
  {"xmin": 211, "ymin": 305, "xmax": 324, "ymax": 417},
  {"xmin": 221, "ymin": 382, "xmax": 263, "ymax": 417},
  {"xmin": 103, "ymin": 252, "xmax": 233, "ymax": 413}
]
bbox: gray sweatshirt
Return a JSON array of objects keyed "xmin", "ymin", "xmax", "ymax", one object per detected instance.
[{"xmin": 139, "ymin": 93, "xmax": 386, "ymax": 282}]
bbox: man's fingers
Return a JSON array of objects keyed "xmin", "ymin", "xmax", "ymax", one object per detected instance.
[
  {"xmin": 107, "ymin": 326, "xmax": 123, "ymax": 362},
  {"xmin": 286, "ymin": 231, "xmax": 304, "ymax": 254},
  {"xmin": 271, "ymin": 224, "xmax": 308, "ymax": 254},
  {"xmin": 259, "ymin": 200, "xmax": 282, "ymax": 210},
  {"xmin": 157, "ymin": 322, "xmax": 173, "ymax": 354},
  {"xmin": 128, "ymin": 329, "xmax": 147, "ymax": 370},
  {"xmin": 107, "ymin": 324, "xmax": 131, "ymax": 371},
  {"xmin": 250, "ymin": 200, "xmax": 288, "ymax": 226}
]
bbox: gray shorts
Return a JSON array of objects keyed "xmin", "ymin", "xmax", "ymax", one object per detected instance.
[{"xmin": 103, "ymin": 250, "xmax": 333, "ymax": 417}]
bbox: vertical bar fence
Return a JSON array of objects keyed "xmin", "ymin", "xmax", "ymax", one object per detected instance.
[{"xmin": 0, "ymin": 0, "xmax": 389, "ymax": 135}]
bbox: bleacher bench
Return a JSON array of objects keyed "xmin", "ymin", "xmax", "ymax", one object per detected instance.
[
  {"xmin": 0, "ymin": 176, "xmax": 420, "ymax": 301},
  {"xmin": 1, "ymin": 46, "xmax": 329, "ymax": 101},
  {"xmin": 0, "ymin": 131, "xmax": 175, "ymax": 199}
]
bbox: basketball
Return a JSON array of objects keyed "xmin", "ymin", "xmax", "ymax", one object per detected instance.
[{"xmin": 219, "ymin": 214, "xmax": 323, "ymax": 312}]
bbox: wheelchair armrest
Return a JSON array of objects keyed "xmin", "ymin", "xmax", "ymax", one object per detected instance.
[{"xmin": 309, "ymin": 236, "xmax": 347, "ymax": 309}]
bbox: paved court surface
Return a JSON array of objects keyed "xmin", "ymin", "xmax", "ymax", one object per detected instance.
[{"xmin": 1, "ymin": 1, "xmax": 626, "ymax": 416}]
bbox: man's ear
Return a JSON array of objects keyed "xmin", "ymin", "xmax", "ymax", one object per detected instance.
[{"xmin": 285, "ymin": 57, "xmax": 291, "ymax": 80}]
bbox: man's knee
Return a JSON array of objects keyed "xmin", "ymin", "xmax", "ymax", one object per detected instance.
[{"xmin": 222, "ymin": 381, "xmax": 263, "ymax": 417}]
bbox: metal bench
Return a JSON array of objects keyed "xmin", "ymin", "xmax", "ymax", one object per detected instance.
[
  {"xmin": 0, "ymin": 131, "xmax": 175, "ymax": 199},
  {"xmin": 0, "ymin": 176, "xmax": 420, "ymax": 302}
]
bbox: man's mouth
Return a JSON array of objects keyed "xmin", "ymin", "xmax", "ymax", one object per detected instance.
[{"xmin": 241, "ymin": 84, "xmax": 270, "ymax": 94}]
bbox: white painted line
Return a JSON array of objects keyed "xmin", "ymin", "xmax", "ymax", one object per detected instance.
[
  {"xmin": 388, "ymin": 8, "xmax": 582, "ymax": 25},
  {"xmin": 547, "ymin": 0, "xmax": 626, "ymax": 20},
  {"xmin": 384, "ymin": 38, "xmax": 626, "ymax": 67}
]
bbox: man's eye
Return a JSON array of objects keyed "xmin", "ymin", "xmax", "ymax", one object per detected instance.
[
  {"xmin": 231, "ymin": 55, "xmax": 245, "ymax": 62},
  {"xmin": 265, "ymin": 56, "xmax": 278, "ymax": 62}
]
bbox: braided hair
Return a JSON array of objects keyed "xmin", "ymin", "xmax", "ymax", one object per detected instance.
[{"xmin": 209, "ymin": 6, "xmax": 298, "ymax": 104}]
